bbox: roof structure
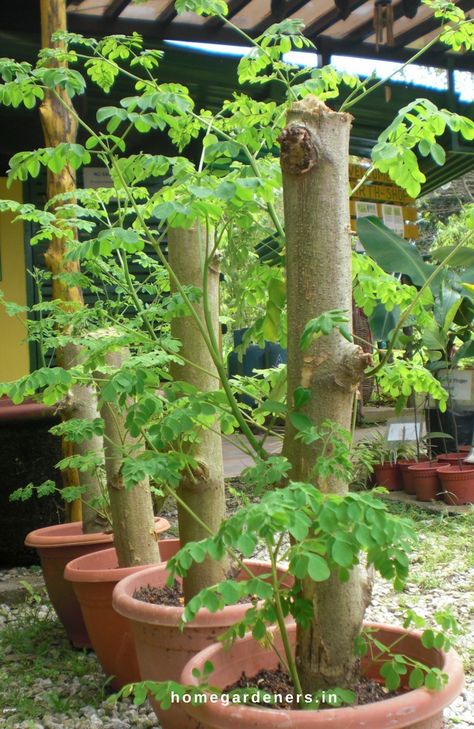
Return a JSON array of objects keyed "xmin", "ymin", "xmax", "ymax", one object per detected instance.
[
  {"xmin": 64, "ymin": 0, "xmax": 474, "ymax": 71},
  {"xmin": 1, "ymin": 1, "xmax": 473, "ymax": 70},
  {"xmin": 0, "ymin": 1, "xmax": 473, "ymax": 192}
]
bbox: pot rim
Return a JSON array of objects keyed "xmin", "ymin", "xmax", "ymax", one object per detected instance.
[
  {"xmin": 25, "ymin": 521, "xmax": 114, "ymax": 549},
  {"xmin": 180, "ymin": 621, "xmax": 464, "ymax": 729},
  {"xmin": 64, "ymin": 523, "xmax": 172, "ymax": 583},
  {"xmin": 398, "ymin": 458, "xmax": 428, "ymax": 470},
  {"xmin": 112, "ymin": 560, "xmax": 278, "ymax": 629},
  {"xmin": 408, "ymin": 462, "xmax": 447, "ymax": 472},
  {"xmin": 436, "ymin": 464, "xmax": 474, "ymax": 475}
]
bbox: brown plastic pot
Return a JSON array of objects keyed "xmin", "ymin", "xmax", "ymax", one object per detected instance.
[
  {"xmin": 113, "ymin": 560, "xmax": 290, "ymax": 729},
  {"xmin": 180, "ymin": 621, "xmax": 464, "ymax": 729},
  {"xmin": 64, "ymin": 524, "xmax": 172, "ymax": 689},
  {"xmin": 436, "ymin": 465, "xmax": 474, "ymax": 505},
  {"xmin": 25, "ymin": 521, "xmax": 114, "ymax": 647},
  {"xmin": 398, "ymin": 459, "xmax": 427, "ymax": 495},
  {"xmin": 407, "ymin": 463, "xmax": 445, "ymax": 502},
  {"xmin": 373, "ymin": 462, "xmax": 401, "ymax": 491}
]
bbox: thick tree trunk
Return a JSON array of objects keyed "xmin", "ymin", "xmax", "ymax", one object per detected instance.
[
  {"xmin": 39, "ymin": 0, "xmax": 82, "ymax": 308},
  {"xmin": 280, "ymin": 97, "xmax": 371, "ymax": 690},
  {"xmin": 39, "ymin": 0, "xmax": 90, "ymax": 525},
  {"xmin": 168, "ymin": 226, "xmax": 227, "ymax": 602},
  {"xmin": 97, "ymin": 349, "xmax": 161, "ymax": 567},
  {"xmin": 62, "ymin": 343, "xmax": 107, "ymax": 534}
]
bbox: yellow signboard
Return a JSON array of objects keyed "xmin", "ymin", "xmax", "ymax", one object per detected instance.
[{"xmin": 349, "ymin": 164, "xmax": 419, "ymax": 239}]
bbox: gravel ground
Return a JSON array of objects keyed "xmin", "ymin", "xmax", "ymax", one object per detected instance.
[{"xmin": 1, "ymin": 501, "xmax": 472, "ymax": 728}]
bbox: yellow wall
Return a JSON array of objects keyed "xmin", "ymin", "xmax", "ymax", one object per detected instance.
[{"xmin": 0, "ymin": 178, "xmax": 29, "ymax": 381}]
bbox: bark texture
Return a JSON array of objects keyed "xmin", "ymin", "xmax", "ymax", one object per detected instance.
[
  {"xmin": 280, "ymin": 97, "xmax": 372, "ymax": 690},
  {"xmin": 62, "ymin": 344, "xmax": 107, "ymax": 534},
  {"xmin": 40, "ymin": 0, "xmax": 87, "ymax": 524},
  {"xmin": 168, "ymin": 226, "xmax": 227, "ymax": 602},
  {"xmin": 97, "ymin": 349, "xmax": 161, "ymax": 568},
  {"xmin": 39, "ymin": 0, "xmax": 83, "ymax": 308}
]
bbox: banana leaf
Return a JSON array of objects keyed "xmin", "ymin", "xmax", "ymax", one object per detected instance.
[
  {"xmin": 430, "ymin": 246, "xmax": 474, "ymax": 269},
  {"xmin": 357, "ymin": 216, "xmax": 436, "ymax": 287},
  {"xmin": 368, "ymin": 303, "xmax": 399, "ymax": 341}
]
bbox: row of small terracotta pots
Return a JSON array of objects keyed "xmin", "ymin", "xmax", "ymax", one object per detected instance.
[
  {"xmin": 373, "ymin": 451, "xmax": 474, "ymax": 505},
  {"xmin": 25, "ymin": 523, "xmax": 465, "ymax": 729}
]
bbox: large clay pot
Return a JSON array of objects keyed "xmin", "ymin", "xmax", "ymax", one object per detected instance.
[
  {"xmin": 113, "ymin": 561, "xmax": 290, "ymax": 729},
  {"xmin": 373, "ymin": 462, "xmax": 401, "ymax": 491},
  {"xmin": 407, "ymin": 463, "xmax": 445, "ymax": 502},
  {"xmin": 437, "ymin": 465, "xmax": 474, "ymax": 505},
  {"xmin": 25, "ymin": 521, "xmax": 114, "ymax": 647},
  {"xmin": 180, "ymin": 622, "xmax": 464, "ymax": 729},
  {"xmin": 64, "ymin": 525, "xmax": 173, "ymax": 688},
  {"xmin": 399, "ymin": 459, "xmax": 427, "ymax": 494}
]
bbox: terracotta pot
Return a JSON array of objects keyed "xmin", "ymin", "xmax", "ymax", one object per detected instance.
[
  {"xmin": 25, "ymin": 521, "xmax": 114, "ymax": 647},
  {"xmin": 180, "ymin": 622, "xmax": 464, "ymax": 729},
  {"xmin": 436, "ymin": 453, "xmax": 466, "ymax": 465},
  {"xmin": 113, "ymin": 560, "xmax": 290, "ymax": 729},
  {"xmin": 399, "ymin": 459, "xmax": 427, "ymax": 495},
  {"xmin": 64, "ymin": 524, "xmax": 173, "ymax": 689},
  {"xmin": 458, "ymin": 445, "xmax": 471, "ymax": 454},
  {"xmin": 373, "ymin": 462, "xmax": 401, "ymax": 491},
  {"xmin": 436, "ymin": 465, "xmax": 474, "ymax": 505},
  {"xmin": 407, "ymin": 463, "xmax": 445, "ymax": 502}
]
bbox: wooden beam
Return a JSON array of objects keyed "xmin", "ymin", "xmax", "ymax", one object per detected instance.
[
  {"xmin": 156, "ymin": 1, "xmax": 178, "ymax": 28},
  {"xmin": 343, "ymin": 0, "xmax": 407, "ymax": 43},
  {"xmin": 104, "ymin": 0, "xmax": 132, "ymax": 20},
  {"xmin": 251, "ymin": 0, "xmax": 309, "ymax": 36},
  {"xmin": 206, "ymin": 0, "xmax": 255, "ymax": 30},
  {"xmin": 393, "ymin": 0, "xmax": 474, "ymax": 48},
  {"xmin": 304, "ymin": 0, "xmax": 369, "ymax": 40},
  {"xmin": 63, "ymin": 9, "xmax": 474, "ymax": 70}
]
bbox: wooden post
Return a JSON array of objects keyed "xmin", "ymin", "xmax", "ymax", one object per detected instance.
[{"xmin": 39, "ymin": 0, "xmax": 99, "ymax": 527}]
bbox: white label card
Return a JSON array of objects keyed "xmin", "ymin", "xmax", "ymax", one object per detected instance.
[
  {"xmin": 387, "ymin": 422, "xmax": 423, "ymax": 442},
  {"xmin": 381, "ymin": 204, "xmax": 404, "ymax": 236}
]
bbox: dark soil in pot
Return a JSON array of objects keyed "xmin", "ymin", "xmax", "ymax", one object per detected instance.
[
  {"xmin": 225, "ymin": 665, "xmax": 400, "ymax": 709},
  {"xmin": 112, "ymin": 560, "xmax": 291, "ymax": 729},
  {"xmin": 180, "ymin": 621, "xmax": 464, "ymax": 729}
]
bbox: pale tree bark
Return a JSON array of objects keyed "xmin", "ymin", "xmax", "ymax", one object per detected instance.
[
  {"xmin": 168, "ymin": 226, "xmax": 227, "ymax": 602},
  {"xmin": 280, "ymin": 97, "xmax": 372, "ymax": 690},
  {"xmin": 97, "ymin": 349, "xmax": 161, "ymax": 567},
  {"xmin": 40, "ymin": 0, "xmax": 93, "ymax": 525},
  {"xmin": 62, "ymin": 343, "xmax": 107, "ymax": 534}
]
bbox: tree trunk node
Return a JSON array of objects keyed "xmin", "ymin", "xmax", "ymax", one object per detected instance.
[{"xmin": 280, "ymin": 96, "xmax": 371, "ymax": 689}]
